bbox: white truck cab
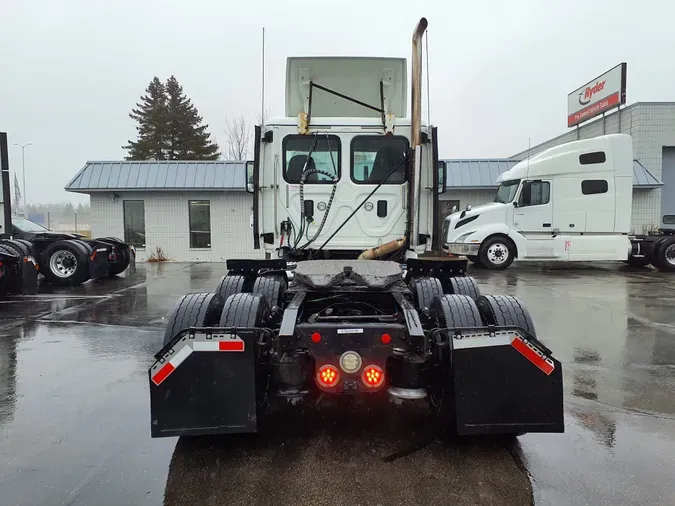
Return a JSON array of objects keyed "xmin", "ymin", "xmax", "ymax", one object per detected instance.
[
  {"xmin": 248, "ymin": 54, "xmax": 446, "ymax": 261},
  {"xmin": 443, "ymin": 134, "xmax": 645, "ymax": 269}
]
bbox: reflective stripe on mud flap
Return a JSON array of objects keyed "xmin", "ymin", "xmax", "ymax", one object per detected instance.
[
  {"xmin": 151, "ymin": 332, "xmax": 246, "ymax": 385},
  {"xmin": 452, "ymin": 330, "xmax": 555, "ymax": 375}
]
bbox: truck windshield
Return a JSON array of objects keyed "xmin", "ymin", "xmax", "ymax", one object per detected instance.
[
  {"xmin": 12, "ymin": 216, "xmax": 49, "ymax": 233},
  {"xmin": 494, "ymin": 180, "xmax": 520, "ymax": 203}
]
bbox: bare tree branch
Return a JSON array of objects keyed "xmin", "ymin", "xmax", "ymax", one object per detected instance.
[{"xmin": 224, "ymin": 114, "xmax": 251, "ymax": 160}]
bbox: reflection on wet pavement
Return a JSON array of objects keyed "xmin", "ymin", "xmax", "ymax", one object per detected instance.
[{"xmin": 0, "ymin": 262, "xmax": 674, "ymax": 505}]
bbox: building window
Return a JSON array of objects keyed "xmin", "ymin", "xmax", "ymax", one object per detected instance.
[
  {"xmin": 519, "ymin": 181, "xmax": 550, "ymax": 207},
  {"xmin": 189, "ymin": 200, "xmax": 211, "ymax": 248},
  {"xmin": 123, "ymin": 200, "xmax": 145, "ymax": 248},
  {"xmin": 351, "ymin": 135, "xmax": 409, "ymax": 184},
  {"xmin": 581, "ymin": 180, "xmax": 608, "ymax": 195},
  {"xmin": 579, "ymin": 151, "xmax": 606, "ymax": 165},
  {"xmin": 282, "ymin": 135, "xmax": 341, "ymax": 183}
]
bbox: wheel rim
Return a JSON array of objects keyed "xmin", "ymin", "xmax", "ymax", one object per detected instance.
[
  {"xmin": 486, "ymin": 243, "xmax": 509, "ymax": 265},
  {"xmin": 50, "ymin": 250, "xmax": 78, "ymax": 278},
  {"xmin": 665, "ymin": 244, "xmax": 675, "ymax": 266}
]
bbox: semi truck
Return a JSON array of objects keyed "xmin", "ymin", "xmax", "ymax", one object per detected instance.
[
  {"xmin": 443, "ymin": 134, "xmax": 675, "ymax": 271},
  {"xmin": 0, "ymin": 132, "xmax": 136, "ymax": 294},
  {"xmin": 149, "ymin": 18, "xmax": 564, "ymax": 438}
]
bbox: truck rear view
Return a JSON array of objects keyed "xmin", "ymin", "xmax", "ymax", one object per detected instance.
[{"xmin": 149, "ymin": 17, "xmax": 564, "ymax": 439}]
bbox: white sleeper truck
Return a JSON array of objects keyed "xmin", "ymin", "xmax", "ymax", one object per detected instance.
[{"xmin": 444, "ymin": 134, "xmax": 675, "ymax": 271}]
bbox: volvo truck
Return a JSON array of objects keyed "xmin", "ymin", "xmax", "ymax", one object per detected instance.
[{"xmin": 443, "ymin": 134, "xmax": 675, "ymax": 271}]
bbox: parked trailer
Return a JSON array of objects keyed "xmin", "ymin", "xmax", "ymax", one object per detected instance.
[
  {"xmin": 0, "ymin": 132, "xmax": 135, "ymax": 290},
  {"xmin": 443, "ymin": 134, "xmax": 675, "ymax": 271},
  {"xmin": 150, "ymin": 18, "xmax": 564, "ymax": 438}
]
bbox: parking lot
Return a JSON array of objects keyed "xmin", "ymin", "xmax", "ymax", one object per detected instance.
[{"xmin": 1, "ymin": 262, "xmax": 674, "ymax": 505}]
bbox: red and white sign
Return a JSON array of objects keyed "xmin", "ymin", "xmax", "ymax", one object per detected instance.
[{"xmin": 567, "ymin": 63, "xmax": 626, "ymax": 127}]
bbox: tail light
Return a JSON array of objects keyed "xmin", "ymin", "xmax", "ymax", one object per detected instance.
[
  {"xmin": 362, "ymin": 365, "xmax": 385, "ymax": 388},
  {"xmin": 316, "ymin": 365, "xmax": 340, "ymax": 388}
]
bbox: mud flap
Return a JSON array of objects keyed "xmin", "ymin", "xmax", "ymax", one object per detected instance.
[
  {"xmin": 451, "ymin": 330, "xmax": 564, "ymax": 435},
  {"xmin": 149, "ymin": 328, "xmax": 260, "ymax": 437},
  {"xmin": 19, "ymin": 257, "xmax": 38, "ymax": 295},
  {"xmin": 127, "ymin": 246, "xmax": 137, "ymax": 275},
  {"xmin": 88, "ymin": 247, "xmax": 110, "ymax": 279}
]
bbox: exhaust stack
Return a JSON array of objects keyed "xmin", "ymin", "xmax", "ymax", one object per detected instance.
[{"xmin": 408, "ymin": 17, "xmax": 428, "ymax": 248}]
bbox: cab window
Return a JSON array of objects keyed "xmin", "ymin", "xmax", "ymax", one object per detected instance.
[
  {"xmin": 351, "ymin": 135, "xmax": 408, "ymax": 184},
  {"xmin": 282, "ymin": 135, "xmax": 340, "ymax": 184},
  {"xmin": 518, "ymin": 180, "xmax": 550, "ymax": 207}
]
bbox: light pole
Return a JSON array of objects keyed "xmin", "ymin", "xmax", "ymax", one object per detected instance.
[{"xmin": 13, "ymin": 142, "xmax": 31, "ymax": 216}]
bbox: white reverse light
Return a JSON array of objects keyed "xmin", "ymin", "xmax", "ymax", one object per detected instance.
[{"xmin": 339, "ymin": 351, "xmax": 363, "ymax": 374}]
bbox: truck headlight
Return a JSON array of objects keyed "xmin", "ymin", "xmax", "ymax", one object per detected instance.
[{"xmin": 456, "ymin": 231, "xmax": 476, "ymax": 243}]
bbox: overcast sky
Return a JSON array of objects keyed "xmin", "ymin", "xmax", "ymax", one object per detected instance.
[{"xmin": 1, "ymin": 0, "xmax": 673, "ymax": 204}]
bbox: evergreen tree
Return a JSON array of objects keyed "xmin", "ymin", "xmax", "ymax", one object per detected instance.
[
  {"xmin": 124, "ymin": 77, "xmax": 168, "ymax": 160},
  {"xmin": 165, "ymin": 76, "xmax": 220, "ymax": 160}
]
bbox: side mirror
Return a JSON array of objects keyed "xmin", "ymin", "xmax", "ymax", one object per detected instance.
[
  {"xmin": 246, "ymin": 160, "xmax": 254, "ymax": 194},
  {"xmin": 437, "ymin": 161, "xmax": 447, "ymax": 194},
  {"xmin": 451, "ymin": 205, "xmax": 458, "ymax": 213},
  {"xmin": 513, "ymin": 201, "xmax": 519, "ymax": 208}
]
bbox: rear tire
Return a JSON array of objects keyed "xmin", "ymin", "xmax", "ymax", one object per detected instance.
[
  {"xmin": 252, "ymin": 276, "xmax": 286, "ymax": 308},
  {"xmin": 478, "ymin": 236, "xmax": 515, "ymax": 270},
  {"xmin": 0, "ymin": 239, "xmax": 31, "ymax": 257},
  {"xmin": 219, "ymin": 293, "xmax": 269, "ymax": 327},
  {"xmin": 163, "ymin": 293, "xmax": 224, "ymax": 346},
  {"xmin": 42, "ymin": 239, "xmax": 90, "ymax": 286},
  {"xmin": 432, "ymin": 294, "xmax": 482, "ymax": 328},
  {"xmin": 651, "ymin": 236, "xmax": 675, "ymax": 272},
  {"xmin": 476, "ymin": 294, "xmax": 536, "ymax": 337},
  {"xmin": 443, "ymin": 276, "xmax": 481, "ymax": 300},
  {"xmin": 411, "ymin": 277, "xmax": 444, "ymax": 310},
  {"xmin": 215, "ymin": 274, "xmax": 249, "ymax": 301},
  {"xmin": 431, "ymin": 295, "xmax": 482, "ymax": 433}
]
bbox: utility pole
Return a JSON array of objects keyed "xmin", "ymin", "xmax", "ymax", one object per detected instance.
[{"xmin": 13, "ymin": 142, "xmax": 31, "ymax": 216}]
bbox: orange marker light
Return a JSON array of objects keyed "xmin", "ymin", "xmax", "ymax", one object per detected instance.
[
  {"xmin": 317, "ymin": 365, "xmax": 340, "ymax": 387},
  {"xmin": 362, "ymin": 365, "xmax": 385, "ymax": 388}
]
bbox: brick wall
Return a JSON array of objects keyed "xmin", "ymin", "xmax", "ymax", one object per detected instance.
[
  {"xmin": 510, "ymin": 102, "xmax": 675, "ymax": 232},
  {"xmin": 90, "ymin": 191, "xmax": 262, "ymax": 261}
]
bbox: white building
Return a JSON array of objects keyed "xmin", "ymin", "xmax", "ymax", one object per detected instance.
[
  {"xmin": 65, "ymin": 104, "xmax": 674, "ymax": 260},
  {"xmin": 65, "ymin": 161, "xmax": 261, "ymax": 262},
  {"xmin": 439, "ymin": 102, "xmax": 674, "ymax": 235}
]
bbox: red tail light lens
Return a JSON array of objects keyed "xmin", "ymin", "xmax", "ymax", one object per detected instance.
[
  {"xmin": 362, "ymin": 365, "xmax": 385, "ymax": 388},
  {"xmin": 381, "ymin": 333, "xmax": 391, "ymax": 344},
  {"xmin": 311, "ymin": 332, "xmax": 321, "ymax": 343},
  {"xmin": 317, "ymin": 365, "xmax": 340, "ymax": 387}
]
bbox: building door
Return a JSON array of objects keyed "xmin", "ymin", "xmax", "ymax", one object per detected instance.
[{"xmin": 661, "ymin": 148, "xmax": 675, "ymax": 229}]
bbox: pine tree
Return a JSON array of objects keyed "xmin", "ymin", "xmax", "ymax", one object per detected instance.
[
  {"xmin": 124, "ymin": 77, "xmax": 168, "ymax": 160},
  {"xmin": 165, "ymin": 76, "xmax": 220, "ymax": 160}
]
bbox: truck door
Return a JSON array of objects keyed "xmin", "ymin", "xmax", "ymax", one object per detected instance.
[{"xmin": 514, "ymin": 180, "xmax": 558, "ymax": 258}]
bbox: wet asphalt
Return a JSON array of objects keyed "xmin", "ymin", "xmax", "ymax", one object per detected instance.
[{"xmin": 0, "ymin": 262, "xmax": 674, "ymax": 505}]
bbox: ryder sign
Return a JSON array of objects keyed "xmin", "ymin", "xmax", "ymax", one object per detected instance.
[{"xmin": 567, "ymin": 63, "xmax": 626, "ymax": 127}]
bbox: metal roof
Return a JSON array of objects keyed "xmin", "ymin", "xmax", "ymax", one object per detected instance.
[
  {"xmin": 65, "ymin": 161, "xmax": 246, "ymax": 193},
  {"xmin": 443, "ymin": 159, "xmax": 520, "ymax": 189},
  {"xmin": 442, "ymin": 158, "xmax": 662, "ymax": 189},
  {"xmin": 632, "ymin": 159, "xmax": 663, "ymax": 188}
]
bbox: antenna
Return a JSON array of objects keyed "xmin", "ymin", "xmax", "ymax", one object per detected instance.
[
  {"xmin": 527, "ymin": 137, "xmax": 531, "ymax": 178},
  {"xmin": 261, "ymin": 27, "xmax": 266, "ymax": 127},
  {"xmin": 425, "ymin": 30, "xmax": 431, "ymax": 128}
]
